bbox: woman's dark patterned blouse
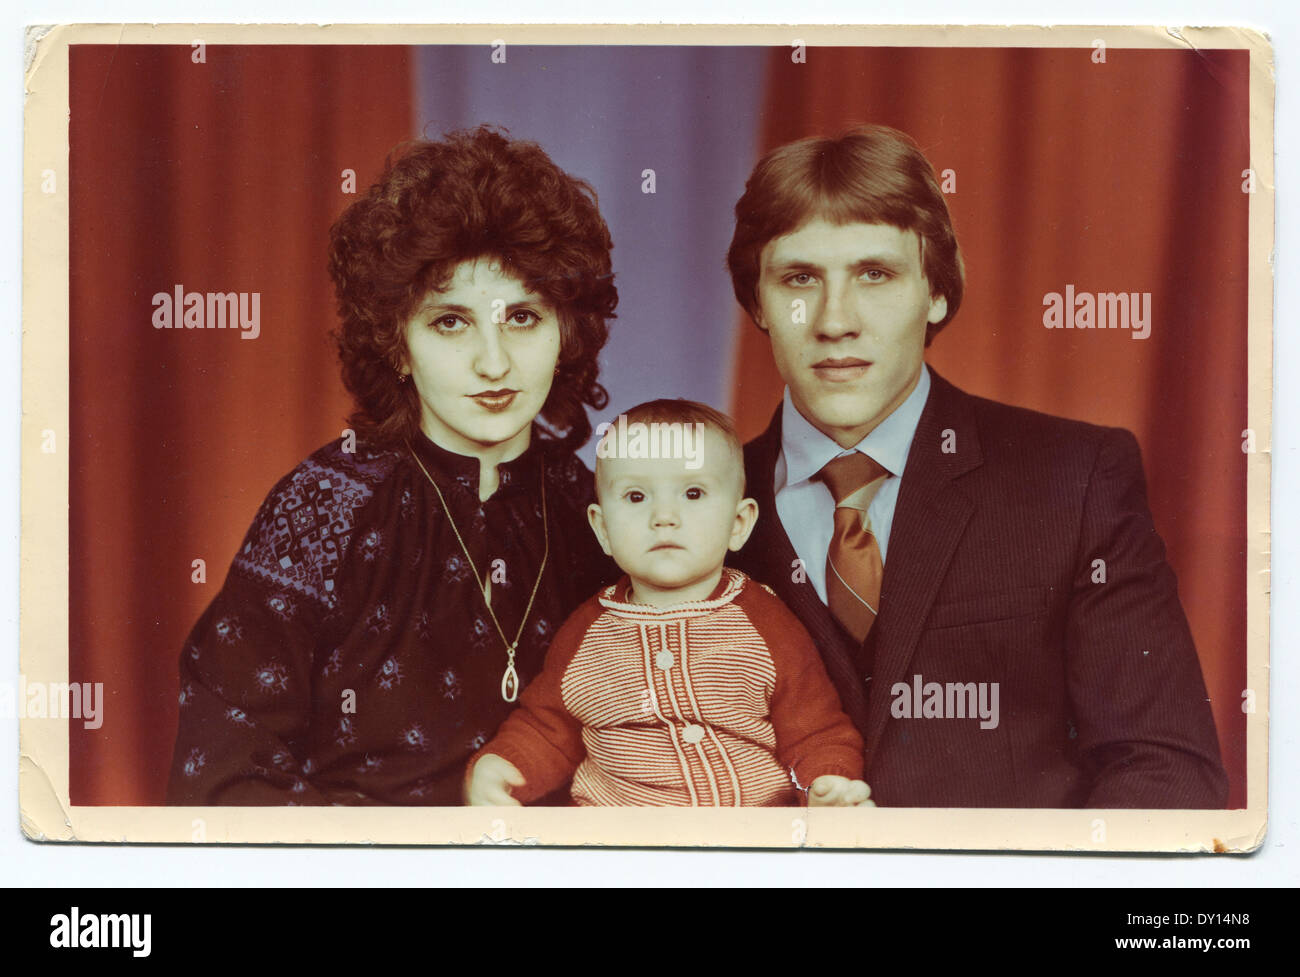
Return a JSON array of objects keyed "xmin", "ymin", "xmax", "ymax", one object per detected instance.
[{"xmin": 166, "ymin": 430, "xmax": 615, "ymax": 805}]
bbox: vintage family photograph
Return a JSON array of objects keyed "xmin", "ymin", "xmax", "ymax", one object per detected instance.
[{"xmin": 18, "ymin": 24, "xmax": 1271, "ymax": 850}]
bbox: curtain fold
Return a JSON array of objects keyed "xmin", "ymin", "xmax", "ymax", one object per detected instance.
[{"xmin": 69, "ymin": 45, "xmax": 414, "ymax": 804}]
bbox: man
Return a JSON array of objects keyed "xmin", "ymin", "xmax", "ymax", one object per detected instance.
[{"xmin": 726, "ymin": 125, "xmax": 1228, "ymax": 807}]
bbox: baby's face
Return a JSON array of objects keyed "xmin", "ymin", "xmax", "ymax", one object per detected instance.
[{"xmin": 589, "ymin": 426, "xmax": 756, "ymax": 601}]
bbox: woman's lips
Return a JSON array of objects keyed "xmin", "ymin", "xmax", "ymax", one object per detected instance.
[
  {"xmin": 812, "ymin": 358, "xmax": 872, "ymax": 382},
  {"xmin": 468, "ymin": 390, "xmax": 519, "ymax": 412}
]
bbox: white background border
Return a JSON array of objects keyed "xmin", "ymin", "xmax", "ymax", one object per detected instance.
[{"xmin": 5, "ymin": 0, "xmax": 1295, "ymax": 886}]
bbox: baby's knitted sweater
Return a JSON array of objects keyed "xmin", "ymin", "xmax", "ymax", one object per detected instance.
[{"xmin": 470, "ymin": 568, "xmax": 864, "ymax": 806}]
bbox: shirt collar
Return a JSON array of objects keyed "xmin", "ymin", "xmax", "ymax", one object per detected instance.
[
  {"xmin": 598, "ymin": 568, "xmax": 747, "ymax": 619},
  {"xmin": 409, "ymin": 424, "xmax": 548, "ymax": 500},
  {"xmin": 779, "ymin": 363, "xmax": 931, "ymax": 488}
]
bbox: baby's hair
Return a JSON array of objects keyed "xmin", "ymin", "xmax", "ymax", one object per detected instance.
[
  {"xmin": 617, "ymin": 399, "xmax": 740, "ymax": 449},
  {"xmin": 595, "ymin": 398, "xmax": 746, "ymax": 494}
]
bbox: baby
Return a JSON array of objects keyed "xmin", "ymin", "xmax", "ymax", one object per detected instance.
[{"xmin": 465, "ymin": 399, "xmax": 873, "ymax": 807}]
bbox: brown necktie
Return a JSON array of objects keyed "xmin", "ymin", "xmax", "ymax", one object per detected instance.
[{"xmin": 815, "ymin": 453, "xmax": 890, "ymax": 644}]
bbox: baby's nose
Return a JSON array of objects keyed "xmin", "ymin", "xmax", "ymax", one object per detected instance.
[{"xmin": 651, "ymin": 506, "xmax": 680, "ymax": 527}]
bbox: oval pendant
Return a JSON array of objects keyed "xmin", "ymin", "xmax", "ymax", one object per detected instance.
[{"xmin": 501, "ymin": 662, "xmax": 520, "ymax": 703}]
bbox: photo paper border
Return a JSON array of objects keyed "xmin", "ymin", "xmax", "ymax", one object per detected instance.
[{"xmin": 19, "ymin": 22, "xmax": 1273, "ymax": 852}]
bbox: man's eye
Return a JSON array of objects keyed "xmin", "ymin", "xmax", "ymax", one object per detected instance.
[
  {"xmin": 861, "ymin": 269, "xmax": 891, "ymax": 283},
  {"xmin": 684, "ymin": 487, "xmax": 704, "ymax": 500},
  {"xmin": 626, "ymin": 491, "xmax": 645, "ymax": 503},
  {"xmin": 785, "ymin": 272, "xmax": 816, "ymax": 287}
]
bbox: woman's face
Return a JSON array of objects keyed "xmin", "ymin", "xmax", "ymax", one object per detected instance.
[{"xmin": 402, "ymin": 258, "xmax": 562, "ymax": 460}]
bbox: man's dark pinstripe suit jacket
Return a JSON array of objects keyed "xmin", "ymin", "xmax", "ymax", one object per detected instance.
[{"xmin": 729, "ymin": 368, "xmax": 1229, "ymax": 808}]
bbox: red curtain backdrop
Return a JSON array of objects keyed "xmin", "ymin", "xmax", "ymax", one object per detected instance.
[
  {"xmin": 66, "ymin": 44, "xmax": 1248, "ymax": 810},
  {"xmin": 69, "ymin": 46, "xmax": 413, "ymax": 805},
  {"xmin": 730, "ymin": 47, "xmax": 1250, "ymax": 807}
]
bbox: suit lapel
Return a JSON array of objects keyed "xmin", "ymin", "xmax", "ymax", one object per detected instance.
[
  {"xmin": 863, "ymin": 369, "xmax": 983, "ymax": 761},
  {"xmin": 737, "ymin": 410, "xmax": 792, "ymax": 592}
]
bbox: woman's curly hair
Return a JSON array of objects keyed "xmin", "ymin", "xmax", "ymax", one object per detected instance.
[{"xmin": 328, "ymin": 125, "xmax": 617, "ymax": 451}]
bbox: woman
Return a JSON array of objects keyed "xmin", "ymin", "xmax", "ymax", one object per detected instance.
[{"xmin": 167, "ymin": 126, "xmax": 618, "ymax": 805}]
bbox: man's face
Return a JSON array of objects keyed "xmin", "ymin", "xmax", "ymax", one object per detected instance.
[
  {"xmin": 588, "ymin": 427, "xmax": 757, "ymax": 605},
  {"xmin": 755, "ymin": 219, "xmax": 948, "ymax": 447}
]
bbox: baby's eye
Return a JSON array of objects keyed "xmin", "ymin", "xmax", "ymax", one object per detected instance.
[
  {"xmin": 625, "ymin": 490, "xmax": 645, "ymax": 503},
  {"xmin": 684, "ymin": 487, "xmax": 704, "ymax": 500}
]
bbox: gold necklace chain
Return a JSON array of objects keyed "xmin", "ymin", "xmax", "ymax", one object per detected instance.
[{"xmin": 407, "ymin": 443, "xmax": 549, "ymax": 703}]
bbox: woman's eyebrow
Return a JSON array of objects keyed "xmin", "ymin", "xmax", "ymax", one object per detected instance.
[
  {"xmin": 418, "ymin": 295, "xmax": 545, "ymax": 313},
  {"xmin": 417, "ymin": 301, "xmax": 472, "ymax": 315}
]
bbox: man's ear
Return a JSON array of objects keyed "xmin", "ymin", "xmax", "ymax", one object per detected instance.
[
  {"xmin": 587, "ymin": 503, "xmax": 613, "ymax": 556},
  {"xmin": 750, "ymin": 304, "xmax": 769, "ymax": 334},
  {"xmin": 728, "ymin": 497, "xmax": 760, "ymax": 552},
  {"xmin": 926, "ymin": 293, "xmax": 949, "ymax": 325}
]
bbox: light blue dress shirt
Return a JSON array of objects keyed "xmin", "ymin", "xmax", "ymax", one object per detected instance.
[{"xmin": 773, "ymin": 364, "xmax": 931, "ymax": 603}]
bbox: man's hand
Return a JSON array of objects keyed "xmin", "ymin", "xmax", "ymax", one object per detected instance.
[
  {"xmin": 807, "ymin": 775, "xmax": 875, "ymax": 807},
  {"xmin": 465, "ymin": 754, "xmax": 526, "ymax": 806}
]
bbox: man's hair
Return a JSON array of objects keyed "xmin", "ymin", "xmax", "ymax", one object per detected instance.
[
  {"xmin": 726, "ymin": 124, "xmax": 964, "ymax": 346},
  {"xmin": 595, "ymin": 398, "xmax": 745, "ymax": 495},
  {"xmin": 328, "ymin": 125, "xmax": 618, "ymax": 450}
]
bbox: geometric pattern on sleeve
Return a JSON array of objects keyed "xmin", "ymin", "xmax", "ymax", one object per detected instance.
[{"xmin": 231, "ymin": 441, "xmax": 400, "ymax": 612}]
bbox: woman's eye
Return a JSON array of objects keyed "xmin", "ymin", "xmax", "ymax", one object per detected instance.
[
  {"xmin": 506, "ymin": 309, "xmax": 541, "ymax": 329},
  {"xmin": 626, "ymin": 491, "xmax": 645, "ymax": 503},
  {"xmin": 431, "ymin": 315, "xmax": 467, "ymax": 334},
  {"xmin": 685, "ymin": 487, "xmax": 704, "ymax": 500}
]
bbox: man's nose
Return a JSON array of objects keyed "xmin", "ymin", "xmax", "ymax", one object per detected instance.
[{"xmin": 815, "ymin": 278, "xmax": 860, "ymax": 339}]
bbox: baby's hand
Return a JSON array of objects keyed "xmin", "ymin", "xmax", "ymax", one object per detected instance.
[
  {"xmin": 807, "ymin": 775, "xmax": 875, "ymax": 807},
  {"xmin": 465, "ymin": 754, "xmax": 526, "ymax": 806}
]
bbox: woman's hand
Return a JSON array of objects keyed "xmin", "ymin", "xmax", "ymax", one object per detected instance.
[
  {"xmin": 807, "ymin": 775, "xmax": 875, "ymax": 807},
  {"xmin": 465, "ymin": 753, "xmax": 527, "ymax": 806}
]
